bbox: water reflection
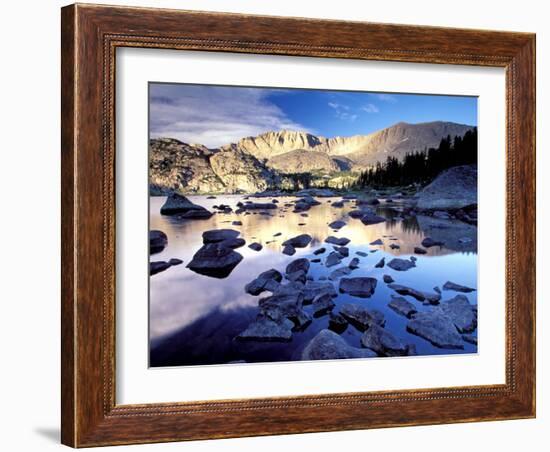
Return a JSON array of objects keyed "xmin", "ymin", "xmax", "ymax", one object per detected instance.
[{"xmin": 149, "ymin": 195, "xmax": 478, "ymax": 366}]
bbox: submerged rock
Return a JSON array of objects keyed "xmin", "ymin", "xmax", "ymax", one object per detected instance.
[
  {"xmin": 356, "ymin": 251, "xmax": 368, "ymax": 257},
  {"xmin": 387, "ymin": 284, "xmax": 441, "ymax": 304},
  {"xmin": 150, "ymin": 230, "xmax": 168, "ymax": 254},
  {"xmin": 339, "ymin": 277, "xmax": 378, "ymax": 298},
  {"xmin": 443, "ymin": 281, "xmax": 476, "ymax": 293},
  {"xmin": 387, "ymin": 258, "xmax": 416, "ymax": 271},
  {"xmin": 340, "ymin": 303, "xmax": 385, "ymax": 330},
  {"xmin": 187, "ymin": 243, "xmax": 243, "ymax": 278},
  {"xmin": 329, "ymin": 266, "xmax": 353, "ymax": 281},
  {"xmin": 406, "ymin": 310, "xmax": 464, "ymax": 349},
  {"xmin": 245, "ymin": 269, "xmax": 283, "ymax": 295},
  {"xmin": 301, "ymin": 329, "xmax": 377, "ymax": 360},
  {"xmin": 383, "ymin": 274, "xmax": 395, "ymax": 284},
  {"xmin": 202, "ymin": 229, "xmax": 240, "ymax": 244},
  {"xmin": 388, "ymin": 296, "xmax": 417, "ymax": 318},
  {"xmin": 160, "ymin": 193, "xmax": 212, "ymax": 217},
  {"xmin": 361, "ymin": 324, "xmax": 411, "ymax": 356},
  {"xmin": 325, "ymin": 236, "xmax": 350, "ymax": 246},
  {"xmin": 282, "ymin": 234, "xmax": 312, "ymax": 248}
]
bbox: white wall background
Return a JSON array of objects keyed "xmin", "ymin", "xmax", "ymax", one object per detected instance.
[{"xmin": 0, "ymin": 1, "xmax": 546, "ymax": 451}]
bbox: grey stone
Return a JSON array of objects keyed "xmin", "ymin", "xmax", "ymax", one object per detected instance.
[
  {"xmin": 160, "ymin": 193, "xmax": 213, "ymax": 217},
  {"xmin": 383, "ymin": 274, "xmax": 395, "ymax": 284},
  {"xmin": 387, "ymin": 258, "xmax": 416, "ymax": 271},
  {"xmin": 301, "ymin": 329, "xmax": 377, "ymax": 360},
  {"xmin": 375, "ymin": 257, "xmax": 385, "ymax": 268},
  {"xmin": 302, "ymin": 281, "xmax": 337, "ymax": 303},
  {"xmin": 286, "ymin": 258, "xmax": 310, "ymax": 275},
  {"xmin": 370, "ymin": 239, "xmax": 383, "ymax": 245},
  {"xmin": 282, "ymin": 234, "xmax": 312, "ymax": 248},
  {"xmin": 282, "ymin": 244, "xmax": 296, "ymax": 256},
  {"xmin": 443, "ymin": 281, "xmax": 476, "ymax": 293},
  {"xmin": 202, "ymin": 229, "xmax": 240, "ymax": 244},
  {"xmin": 361, "ymin": 324, "xmax": 410, "ymax": 357},
  {"xmin": 421, "ymin": 237, "xmax": 445, "ymax": 248},
  {"xmin": 329, "ymin": 220, "xmax": 347, "ymax": 230},
  {"xmin": 438, "ymin": 295, "xmax": 477, "ymax": 333},
  {"xmin": 325, "ymin": 251, "xmax": 342, "ymax": 268},
  {"xmin": 150, "ymin": 230, "xmax": 168, "ymax": 254},
  {"xmin": 248, "ymin": 242, "xmax": 263, "ymax": 251},
  {"xmin": 245, "ymin": 269, "xmax": 283, "ymax": 295},
  {"xmin": 150, "ymin": 261, "xmax": 171, "ymax": 275},
  {"xmin": 311, "ymin": 293, "xmax": 336, "ymax": 316},
  {"xmin": 237, "ymin": 315, "xmax": 294, "ymax": 342},
  {"xmin": 388, "ymin": 296, "xmax": 417, "ymax": 318},
  {"xmin": 187, "ymin": 243, "xmax": 243, "ymax": 278},
  {"xmin": 416, "ymin": 165, "xmax": 477, "ymax": 210},
  {"xmin": 325, "ymin": 236, "xmax": 351, "ymax": 246},
  {"xmin": 340, "ymin": 303, "xmax": 385, "ymax": 330},
  {"xmin": 407, "ymin": 310, "xmax": 464, "ymax": 349},
  {"xmin": 339, "ymin": 277, "xmax": 378, "ymax": 298}
]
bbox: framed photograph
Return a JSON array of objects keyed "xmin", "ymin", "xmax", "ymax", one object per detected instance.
[{"xmin": 61, "ymin": 4, "xmax": 536, "ymax": 447}]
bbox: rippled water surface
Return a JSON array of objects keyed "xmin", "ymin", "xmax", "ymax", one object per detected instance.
[{"xmin": 149, "ymin": 195, "xmax": 477, "ymax": 367}]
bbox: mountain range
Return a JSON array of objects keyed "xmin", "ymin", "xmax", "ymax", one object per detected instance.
[{"xmin": 150, "ymin": 121, "xmax": 473, "ymax": 194}]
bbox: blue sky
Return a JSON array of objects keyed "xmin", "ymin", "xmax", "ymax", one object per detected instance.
[{"xmin": 150, "ymin": 83, "xmax": 477, "ymax": 148}]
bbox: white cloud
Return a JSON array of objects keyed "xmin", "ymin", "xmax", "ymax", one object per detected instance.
[
  {"xmin": 361, "ymin": 103, "xmax": 380, "ymax": 114},
  {"xmin": 371, "ymin": 93, "xmax": 398, "ymax": 103},
  {"xmin": 149, "ymin": 84, "xmax": 311, "ymax": 148},
  {"xmin": 327, "ymin": 101, "xmax": 357, "ymax": 121}
]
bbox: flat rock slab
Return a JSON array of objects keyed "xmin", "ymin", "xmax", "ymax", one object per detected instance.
[
  {"xmin": 387, "ymin": 258, "xmax": 416, "ymax": 271},
  {"xmin": 438, "ymin": 295, "xmax": 477, "ymax": 333},
  {"xmin": 388, "ymin": 296, "xmax": 417, "ymax": 318},
  {"xmin": 340, "ymin": 303, "xmax": 385, "ymax": 330},
  {"xmin": 187, "ymin": 243, "xmax": 243, "ymax": 278},
  {"xmin": 325, "ymin": 236, "xmax": 351, "ymax": 246},
  {"xmin": 237, "ymin": 316, "xmax": 293, "ymax": 342},
  {"xmin": 150, "ymin": 230, "xmax": 168, "ymax": 254},
  {"xmin": 329, "ymin": 266, "xmax": 353, "ymax": 281},
  {"xmin": 388, "ymin": 283, "xmax": 441, "ymax": 304},
  {"xmin": 443, "ymin": 281, "xmax": 476, "ymax": 293},
  {"xmin": 282, "ymin": 234, "xmax": 312, "ymax": 248},
  {"xmin": 303, "ymin": 281, "xmax": 337, "ymax": 303},
  {"xmin": 202, "ymin": 229, "xmax": 240, "ymax": 244},
  {"xmin": 407, "ymin": 310, "xmax": 464, "ymax": 349},
  {"xmin": 301, "ymin": 329, "xmax": 376, "ymax": 360},
  {"xmin": 361, "ymin": 324, "xmax": 410, "ymax": 357},
  {"xmin": 339, "ymin": 277, "xmax": 378, "ymax": 298}
]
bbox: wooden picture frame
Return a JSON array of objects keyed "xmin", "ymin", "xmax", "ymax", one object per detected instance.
[{"xmin": 61, "ymin": 3, "xmax": 536, "ymax": 447}]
